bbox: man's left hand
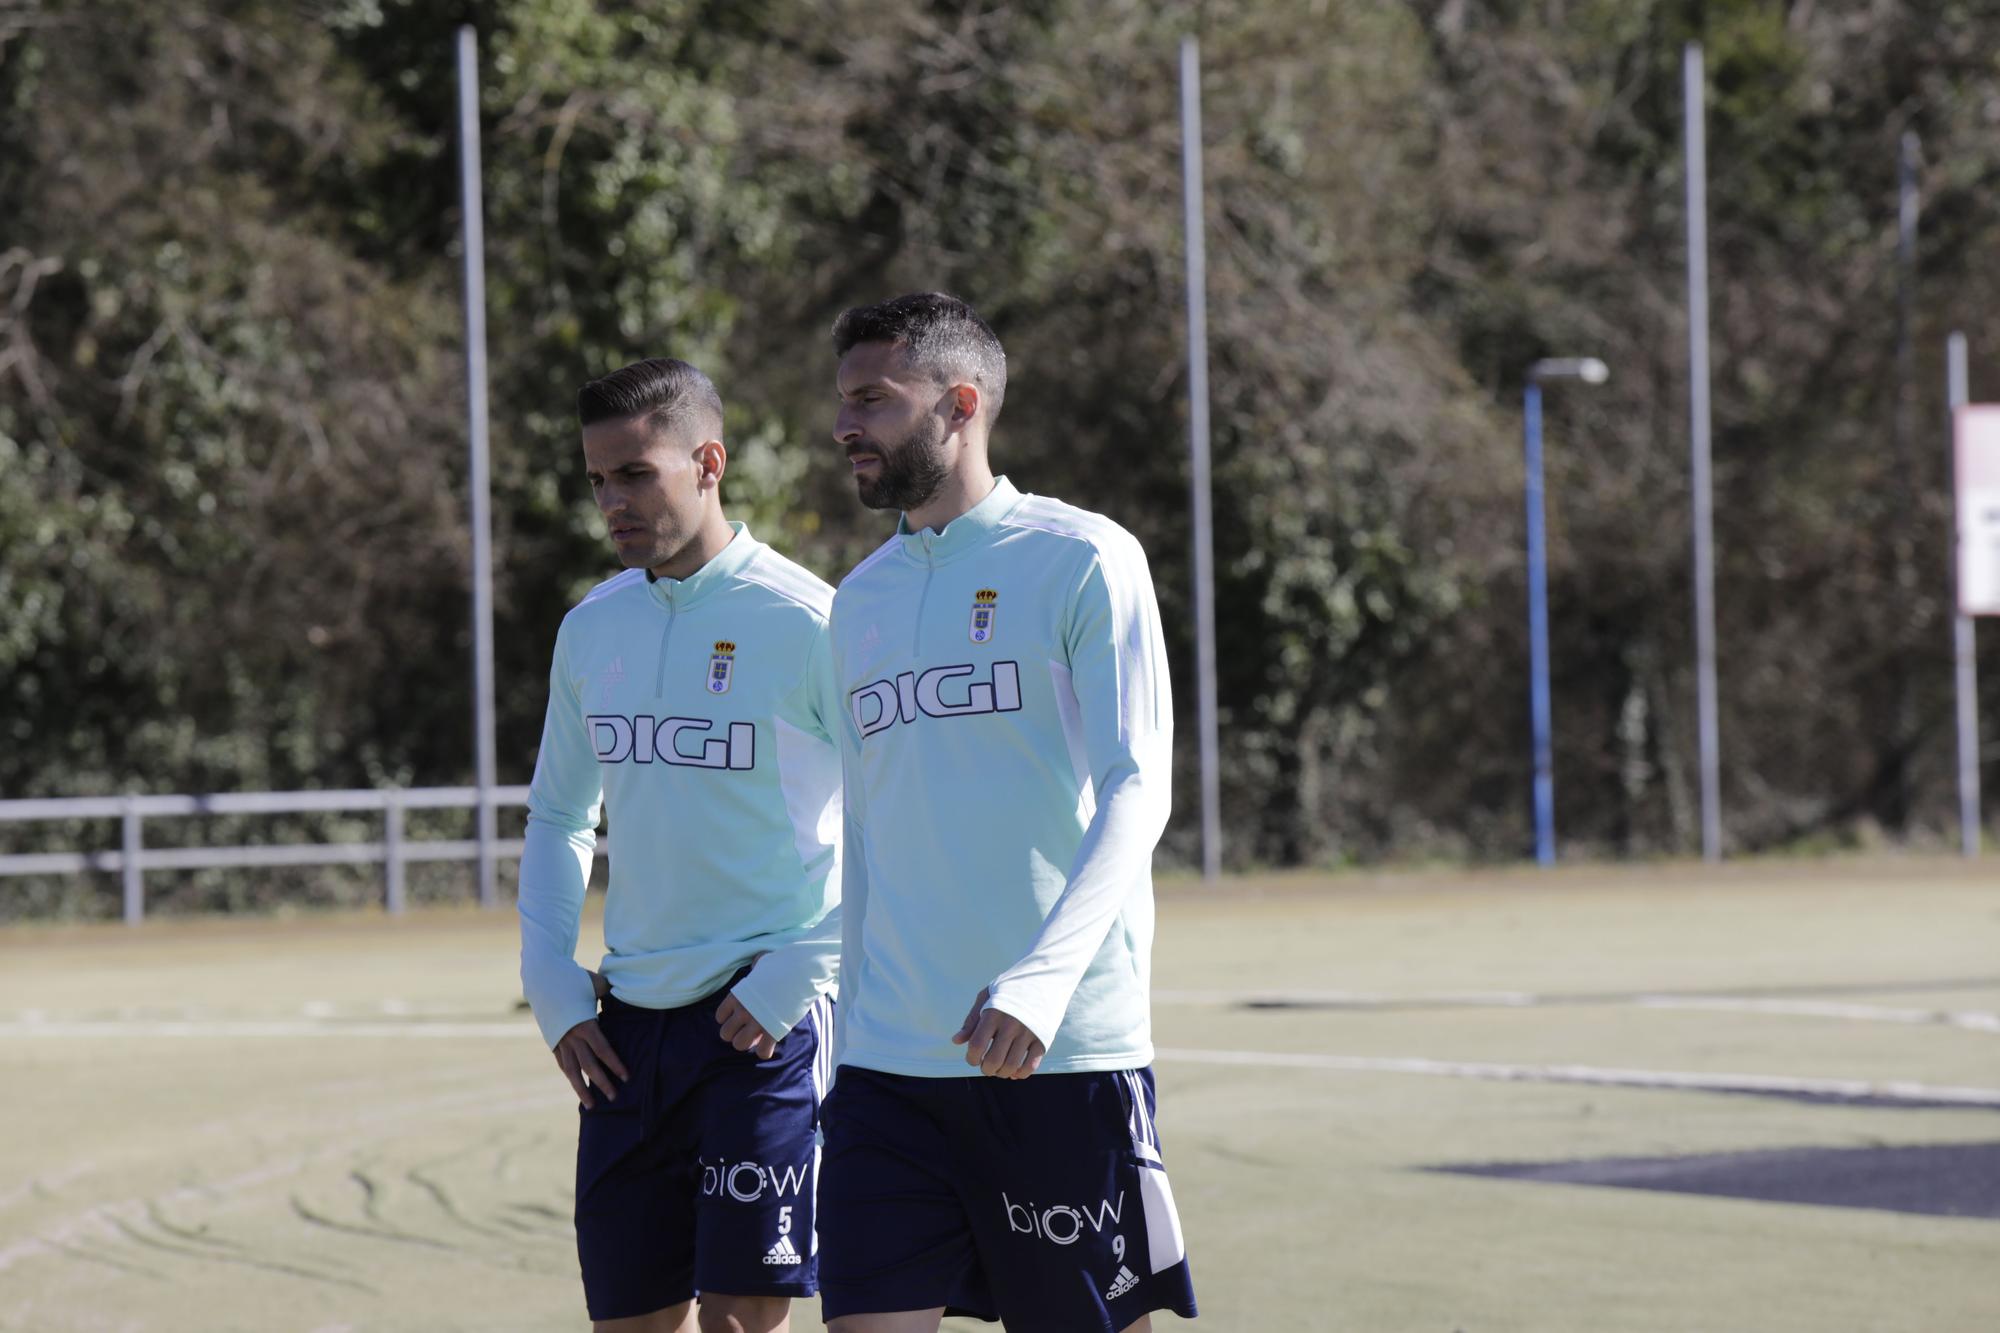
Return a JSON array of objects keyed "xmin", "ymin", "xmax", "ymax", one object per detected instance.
[
  {"xmin": 716, "ymin": 992, "xmax": 779, "ymax": 1060},
  {"xmin": 952, "ymin": 988, "xmax": 1045, "ymax": 1079}
]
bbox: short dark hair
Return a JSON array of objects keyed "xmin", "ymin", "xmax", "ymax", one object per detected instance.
[
  {"xmin": 831, "ymin": 292, "xmax": 1007, "ymax": 423},
  {"xmin": 576, "ymin": 357, "xmax": 725, "ymax": 439}
]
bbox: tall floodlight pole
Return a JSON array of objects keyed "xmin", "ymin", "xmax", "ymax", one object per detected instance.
[
  {"xmin": 1179, "ymin": 36, "xmax": 1222, "ymax": 883},
  {"xmin": 1948, "ymin": 333, "xmax": 1981, "ymax": 857},
  {"xmin": 457, "ymin": 25, "xmax": 498, "ymax": 907},
  {"xmin": 1891, "ymin": 132, "xmax": 1923, "ymax": 825},
  {"xmin": 1684, "ymin": 42, "xmax": 1722, "ymax": 863},
  {"xmin": 1523, "ymin": 358, "xmax": 1610, "ymax": 867},
  {"xmin": 1896, "ymin": 134, "xmax": 1919, "ymax": 465}
]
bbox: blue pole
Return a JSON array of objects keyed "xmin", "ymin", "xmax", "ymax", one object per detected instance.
[{"xmin": 1524, "ymin": 382, "xmax": 1555, "ymax": 866}]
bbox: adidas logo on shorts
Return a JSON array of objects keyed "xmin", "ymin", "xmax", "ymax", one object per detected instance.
[
  {"xmin": 1105, "ymin": 1264, "xmax": 1140, "ymax": 1300},
  {"xmin": 763, "ymin": 1234, "xmax": 803, "ymax": 1266}
]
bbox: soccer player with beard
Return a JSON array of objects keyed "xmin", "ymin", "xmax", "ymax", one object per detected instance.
[
  {"xmin": 816, "ymin": 294, "xmax": 1198, "ymax": 1333},
  {"xmin": 518, "ymin": 358, "xmax": 843, "ymax": 1333}
]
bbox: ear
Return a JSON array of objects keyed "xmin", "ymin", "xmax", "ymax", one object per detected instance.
[
  {"xmin": 694, "ymin": 438, "xmax": 727, "ymax": 493},
  {"xmin": 946, "ymin": 383, "xmax": 980, "ymax": 428}
]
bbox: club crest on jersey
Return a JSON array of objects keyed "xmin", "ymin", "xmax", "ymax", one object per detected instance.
[
  {"xmin": 969, "ymin": 588, "xmax": 999, "ymax": 644},
  {"xmin": 706, "ymin": 641, "xmax": 736, "ymax": 695}
]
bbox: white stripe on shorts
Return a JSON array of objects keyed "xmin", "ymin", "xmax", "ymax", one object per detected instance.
[
  {"xmin": 1124, "ymin": 1070, "xmax": 1158, "ymax": 1149},
  {"xmin": 806, "ymin": 994, "xmax": 833, "ymax": 1103},
  {"xmin": 1137, "ymin": 1159, "xmax": 1186, "ymax": 1273},
  {"xmin": 1118, "ymin": 1069, "xmax": 1183, "ymax": 1273}
]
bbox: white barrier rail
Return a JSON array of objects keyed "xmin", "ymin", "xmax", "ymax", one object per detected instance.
[{"xmin": 0, "ymin": 786, "xmax": 601, "ymax": 923}]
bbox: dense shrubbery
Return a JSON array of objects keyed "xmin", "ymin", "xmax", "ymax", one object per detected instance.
[{"xmin": 4, "ymin": 0, "xmax": 1997, "ymax": 913}]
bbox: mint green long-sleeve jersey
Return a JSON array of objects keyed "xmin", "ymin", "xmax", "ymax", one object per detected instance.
[
  {"xmin": 518, "ymin": 524, "xmax": 843, "ymax": 1050},
  {"xmin": 829, "ymin": 478, "xmax": 1174, "ymax": 1077}
]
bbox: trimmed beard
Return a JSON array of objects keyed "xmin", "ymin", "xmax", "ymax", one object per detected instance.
[{"xmin": 855, "ymin": 413, "xmax": 951, "ymax": 513}]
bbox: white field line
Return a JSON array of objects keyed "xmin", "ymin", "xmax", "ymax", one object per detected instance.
[
  {"xmin": 6, "ymin": 997, "xmax": 501, "ymax": 1023},
  {"xmin": 1153, "ymin": 1046, "xmax": 2000, "ymax": 1108},
  {"xmin": 0, "ymin": 1019, "xmax": 535, "ymax": 1039},
  {"xmin": 0, "ymin": 1161, "xmax": 95, "ymax": 1215},
  {"xmin": 2, "ymin": 1015, "xmax": 1992, "ymax": 1109},
  {"xmin": 37, "ymin": 990, "xmax": 1995, "ymax": 1034},
  {"xmin": 0, "ymin": 1154, "xmax": 317, "ymax": 1274},
  {"xmin": 0, "ymin": 1075, "xmax": 558, "ymax": 1275},
  {"xmin": 1154, "ymin": 988, "xmax": 1539, "ymax": 1007},
  {"xmin": 1633, "ymin": 996, "xmax": 2000, "ymax": 1033},
  {"xmin": 1152, "ymin": 987, "xmax": 2000, "ymax": 1033}
]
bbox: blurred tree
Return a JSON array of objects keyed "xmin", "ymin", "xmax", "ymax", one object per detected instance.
[{"xmin": 6, "ymin": 0, "xmax": 2000, "ymax": 917}]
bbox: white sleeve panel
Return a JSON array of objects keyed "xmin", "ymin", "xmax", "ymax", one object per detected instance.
[
  {"xmin": 830, "ymin": 675, "xmax": 869, "ymax": 1072},
  {"xmin": 727, "ymin": 896, "xmax": 841, "ymax": 1041},
  {"xmin": 772, "ymin": 715, "xmax": 842, "ymax": 872},
  {"xmin": 728, "ymin": 621, "xmax": 845, "ymax": 1040},
  {"xmin": 1046, "ymin": 659, "xmax": 1097, "ymax": 825},
  {"xmin": 984, "ymin": 538, "xmax": 1174, "ymax": 1048},
  {"xmin": 770, "ymin": 624, "xmax": 845, "ymax": 871},
  {"xmin": 518, "ymin": 631, "xmax": 606, "ymax": 1049}
]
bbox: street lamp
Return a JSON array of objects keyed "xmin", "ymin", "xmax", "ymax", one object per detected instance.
[{"xmin": 1524, "ymin": 357, "xmax": 1609, "ymax": 866}]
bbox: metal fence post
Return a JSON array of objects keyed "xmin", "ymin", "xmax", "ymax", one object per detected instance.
[
  {"xmin": 1948, "ymin": 333, "xmax": 1982, "ymax": 857},
  {"xmin": 1684, "ymin": 41, "xmax": 1723, "ymax": 863},
  {"xmin": 0, "ymin": 786, "xmax": 547, "ymax": 894},
  {"xmin": 121, "ymin": 796, "xmax": 143, "ymax": 925},
  {"xmin": 457, "ymin": 24, "xmax": 499, "ymax": 909},
  {"xmin": 1179, "ymin": 35, "xmax": 1223, "ymax": 882},
  {"xmin": 1523, "ymin": 381, "xmax": 1555, "ymax": 866},
  {"xmin": 384, "ymin": 791, "xmax": 407, "ymax": 914}
]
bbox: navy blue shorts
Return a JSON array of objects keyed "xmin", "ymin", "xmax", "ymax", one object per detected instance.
[
  {"xmin": 819, "ymin": 1066, "xmax": 1198, "ymax": 1331},
  {"xmin": 573, "ymin": 983, "xmax": 833, "ymax": 1322}
]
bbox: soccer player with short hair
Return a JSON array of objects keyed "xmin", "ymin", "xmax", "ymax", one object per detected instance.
[
  {"xmin": 519, "ymin": 358, "xmax": 843, "ymax": 1333},
  {"xmin": 817, "ymin": 294, "xmax": 1198, "ymax": 1333}
]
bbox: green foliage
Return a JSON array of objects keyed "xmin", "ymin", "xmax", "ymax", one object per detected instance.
[{"xmin": 6, "ymin": 0, "xmax": 2000, "ymax": 912}]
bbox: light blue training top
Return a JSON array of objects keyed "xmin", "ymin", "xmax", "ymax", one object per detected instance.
[
  {"xmin": 830, "ymin": 477, "xmax": 1174, "ymax": 1076},
  {"xmin": 518, "ymin": 524, "xmax": 843, "ymax": 1049}
]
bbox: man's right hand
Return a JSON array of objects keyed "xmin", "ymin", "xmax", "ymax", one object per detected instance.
[{"xmin": 554, "ymin": 1017, "xmax": 629, "ymax": 1109}]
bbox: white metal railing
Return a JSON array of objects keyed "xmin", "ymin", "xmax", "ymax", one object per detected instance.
[{"xmin": 0, "ymin": 786, "xmax": 591, "ymax": 923}]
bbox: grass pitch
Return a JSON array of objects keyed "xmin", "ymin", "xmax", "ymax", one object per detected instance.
[{"xmin": 1, "ymin": 858, "xmax": 1995, "ymax": 1331}]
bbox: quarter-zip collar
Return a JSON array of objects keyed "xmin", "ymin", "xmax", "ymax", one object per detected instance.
[
  {"xmin": 896, "ymin": 477, "xmax": 1022, "ymax": 566},
  {"xmin": 646, "ymin": 522, "xmax": 757, "ymax": 611}
]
